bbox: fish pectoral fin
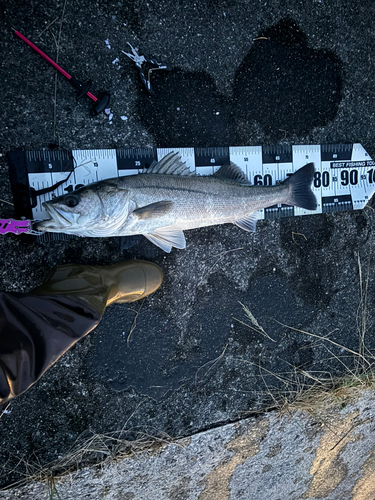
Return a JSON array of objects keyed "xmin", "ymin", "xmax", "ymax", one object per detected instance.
[
  {"xmin": 133, "ymin": 201, "xmax": 174, "ymax": 220},
  {"xmin": 234, "ymin": 212, "xmax": 259, "ymax": 232},
  {"xmin": 144, "ymin": 225, "xmax": 186, "ymax": 253}
]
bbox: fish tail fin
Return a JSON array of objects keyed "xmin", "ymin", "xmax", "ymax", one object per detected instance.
[{"xmin": 283, "ymin": 162, "xmax": 317, "ymax": 210}]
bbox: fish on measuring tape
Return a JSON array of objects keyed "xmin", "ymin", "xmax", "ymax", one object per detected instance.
[{"xmin": 36, "ymin": 152, "xmax": 317, "ymax": 252}]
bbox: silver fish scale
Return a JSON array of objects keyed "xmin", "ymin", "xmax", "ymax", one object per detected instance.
[
  {"xmin": 116, "ymin": 172, "xmax": 290, "ymax": 233},
  {"xmin": 36, "ymin": 152, "xmax": 316, "ymax": 251}
]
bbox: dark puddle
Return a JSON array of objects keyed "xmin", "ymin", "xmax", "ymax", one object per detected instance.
[
  {"xmin": 137, "ymin": 69, "xmax": 233, "ymax": 147},
  {"xmin": 86, "ymin": 272, "xmax": 317, "ymax": 400},
  {"xmin": 136, "ymin": 18, "xmax": 342, "ymax": 145}
]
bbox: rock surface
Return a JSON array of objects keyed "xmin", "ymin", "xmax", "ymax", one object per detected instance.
[{"xmin": 1, "ymin": 389, "xmax": 374, "ymax": 499}]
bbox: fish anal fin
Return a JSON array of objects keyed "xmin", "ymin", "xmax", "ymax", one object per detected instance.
[
  {"xmin": 144, "ymin": 225, "xmax": 186, "ymax": 252},
  {"xmin": 234, "ymin": 212, "xmax": 259, "ymax": 232},
  {"xmin": 133, "ymin": 201, "xmax": 174, "ymax": 220},
  {"xmin": 144, "ymin": 233, "xmax": 172, "ymax": 253},
  {"xmin": 213, "ymin": 162, "xmax": 249, "ymax": 184}
]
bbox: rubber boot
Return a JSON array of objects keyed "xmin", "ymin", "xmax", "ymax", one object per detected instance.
[
  {"xmin": 0, "ymin": 260, "xmax": 163, "ymax": 404},
  {"xmin": 30, "ymin": 260, "xmax": 163, "ymax": 315}
]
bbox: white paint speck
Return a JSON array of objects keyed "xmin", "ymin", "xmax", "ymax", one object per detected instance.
[
  {"xmin": 105, "ymin": 39, "xmax": 111, "ymax": 49},
  {"xmin": 120, "ymin": 116, "xmax": 128, "ymax": 121},
  {"xmin": 112, "ymin": 57, "xmax": 120, "ymax": 65}
]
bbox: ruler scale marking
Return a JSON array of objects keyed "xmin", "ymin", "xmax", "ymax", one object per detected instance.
[{"xmin": 7, "ymin": 144, "xmax": 374, "ymax": 240}]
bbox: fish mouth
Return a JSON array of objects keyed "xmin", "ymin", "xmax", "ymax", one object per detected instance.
[{"xmin": 36, "ymin": 204, "xmax": 73, "ymax": 231}]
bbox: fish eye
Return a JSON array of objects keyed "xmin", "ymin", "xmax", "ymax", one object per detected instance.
[{"xmin": 64, "ymin": 194, "xmax": 80, "ymax": 208}]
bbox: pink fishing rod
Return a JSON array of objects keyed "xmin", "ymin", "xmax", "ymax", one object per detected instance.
[{"xmin": 14, "ymin": 30, "xmax": 110, "ymax": 115}]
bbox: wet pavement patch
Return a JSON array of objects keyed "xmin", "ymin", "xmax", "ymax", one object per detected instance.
[
  {"xmin": 280, "ymin": 214, "xmax": 337, "ymax": 308},
  {"xmin": 137, "ymin": 18, "xmax": 342, "ymax": 145},
  {"xmin": 137, "ymin": 68, "xmax": 234, "ymax": 147},
  {"xmin": 233, "ymin": 18, "xmax": 343, "ymax": 139},
  {"xmin": 86, "ymin": 273, "xmax": 237, "ymax": 400},
  {"xmin": 86, "ymin": 272, "xmax": 318, "ymax": 401}
]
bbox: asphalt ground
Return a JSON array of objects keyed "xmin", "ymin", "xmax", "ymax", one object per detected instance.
[{"xmin": 1, "ymin": 0, "xmax": 375, "ymax": 487}]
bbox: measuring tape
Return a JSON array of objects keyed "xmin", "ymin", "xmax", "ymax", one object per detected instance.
[{"xmin": 7, "ymin": 143, "xmax": 374, "ymax": 239}]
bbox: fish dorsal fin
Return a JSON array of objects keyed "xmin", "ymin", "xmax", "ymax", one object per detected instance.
[
  {"xmin": 145, "ymin": 152, "xmax": 194, "ymax": 176},
  {"xmin": 143, "ymin": 225, "xmax": 186, "ymax": 253},
  {"xmin": 213, "ymin": 162, "xmax": 250, "ymax": 184},
  {"xmin": 234, "ymin": 211, "xmax": 259, "ymax": 232}
]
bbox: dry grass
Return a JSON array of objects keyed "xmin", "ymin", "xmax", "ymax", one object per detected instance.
[
  {"xmin": 236, "ymin": 250, "xmax": 375, "ymax": 418},
  {"xmin": 195, "ymin": 344, "xmax": 228, "ymax": 384},
  {"xmin": 233, "ymin": 303, "xmax": 276, "ymax": 342},
  {"xmin": 1, "ymin": 429, "xmax": 174, "ymax": 492},
  {"xmin": 280, "ymin": 371, "xmax": 375, "ymax": 414}
]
